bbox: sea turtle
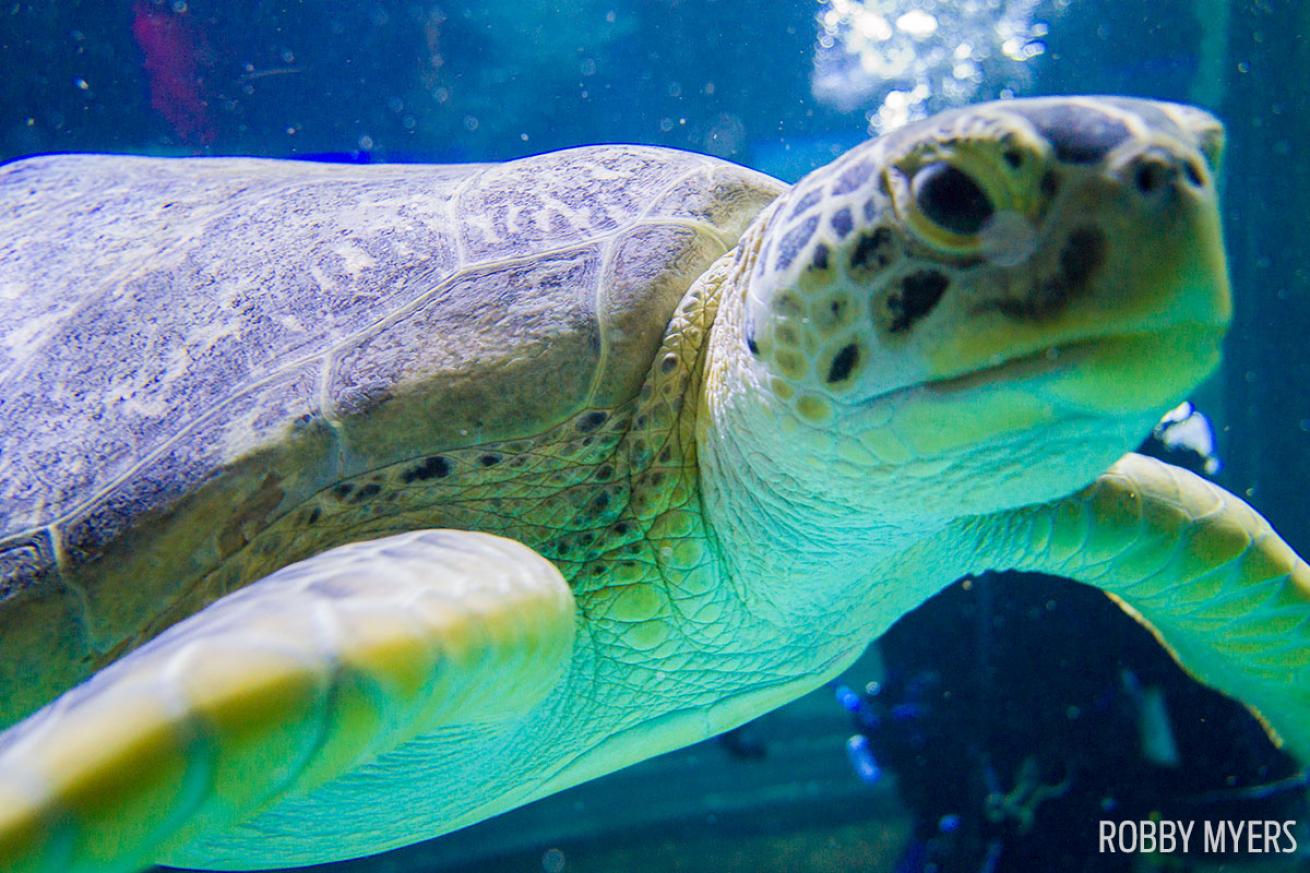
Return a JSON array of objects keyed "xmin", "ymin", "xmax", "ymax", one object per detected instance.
[{"xmin": 0, "ymin": 96, "xmax": 1307, "ymax": 873}]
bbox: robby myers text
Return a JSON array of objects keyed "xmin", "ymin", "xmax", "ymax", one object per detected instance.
[{"xmin": 1099, "ymin": 819, "xmax": 1298, "ymax": 855}]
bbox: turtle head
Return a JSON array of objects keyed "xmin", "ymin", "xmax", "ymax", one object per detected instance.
[{"xmin": 718, "ymin": 96, "xmax": 1229, "ymax": 526}]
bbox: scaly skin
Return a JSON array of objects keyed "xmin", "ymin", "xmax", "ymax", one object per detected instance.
[{"xmin": 171, "ymin": 233, "xmax": 875, "ymax": 870}]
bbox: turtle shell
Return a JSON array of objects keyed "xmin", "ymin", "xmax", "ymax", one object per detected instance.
[{"xmin": 0, "ymin": 147, "xmax": 783, "ymax": 723}]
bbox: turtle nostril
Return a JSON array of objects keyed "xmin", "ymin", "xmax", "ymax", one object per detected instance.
[
  {"xmin": 1183, "ymin": 159, "xmax": 1205, "ymax": 188},
  {"xmin": 1133, "ymin": 157, "xmax": 1174, "ymax": 196}
]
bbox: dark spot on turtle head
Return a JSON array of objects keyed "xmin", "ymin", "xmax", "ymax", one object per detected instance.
[
  {"xmin": 850, "ymin": 227, "xmax": 894, "ymax": 272},
  {"xmin": 993, "ymin": 297, "xmax": 1038, "ymax": 319},
  {"xmin": 1040, "ymin": 170, "xmax": 1060, "ymax": 199},
  {"xmin": 1014, "ymin": 103, "xmax": 1130, "ymax": 164},
  {"xmin": 333, "ymin": 483, "xmax": 354, "ymax": 499},
  {"xmin": 577, "ymin": 411, "xmax": 608, "ymax": 433},
  {"xmin": 810, "ymin": 243, "xmax": 829, "ymax": 271},
  {"xmin": 830, "ymin": 207, "xmax": 854, "ymax": 239},
  {"xmin": 307, "ymin": 506, "xmax": 321, "ymax": 524},
  {"xmin": 832, "ymin": 160, "xmax": 875, "ymax": 195},
  {"xmin": 743, "ymin": 313, "xmax": 759, "ymax": 357},
  {"xmin": 888, "ymin": 271, "xmax": 950, "ymax": 333},
  {"xmin": 775, "ymin": 215, "xmax": 820, "ymax": 271},
  {"xmin": 596, "ymin": 464, "xmax": 614, "ymax": 481},
  {"xmin": 773, "ymin": 293, "xmax": 801, "ymax": 317},
  {"xmin": 826, "ymin": 344, "xmax": 860, "ymax": 383},
  {"xmin": 613, "ymin": 522, "xmax": 630, "ymax": 535},
  {"xmin": 789, "ymin": 187, "xmax": 824, "ymax": 219},
  {"xmin": 658, "ymin": 446, "xmax": 672, "ymax": 463},
  {"xmin": 1003, "ymin": 148, "xmax": 1024, "ymax": 169},
  {"xmin": 660, "ymin": 353, "xmax": 679, "ymax": 373},
  {"xmin": 863, "ymin": 199, "xmax": 877, "ymax": 221},
  {"xmin": 1007, "ymin": 227, "xmax": 1108, "ymax": 319},
  {"xmin": 746, "ymin": 334, "xmax": 759, "ymax": 356},
  {"xmin": 402, "ymin": 455, "xmax": 451, "ymax": 483},
  {"xmin": 353, "ymin": 483, "xmax": 383, "ymax": 502},
  {"xmin": 592, "ymin": 492, "xmax": 611, "ymax": 512},
  {"xmin": 480, "ymin": 453, "xmax": 502, "ymax": 467},
  {"xmin": 1060, "ymin": 227, "xmax": 1106, "ymax": 291}
]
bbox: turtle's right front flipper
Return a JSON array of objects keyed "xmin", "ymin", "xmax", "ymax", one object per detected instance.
[
  {"xmin": 963, "ymin": 453, "xmax": 1310, "ymax": 760},
  {"xmin": 0, "ymin": 529, "xmax": 575, "ymax": 873}
]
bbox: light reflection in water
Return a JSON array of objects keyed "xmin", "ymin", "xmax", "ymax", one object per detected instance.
[{"xmin": 812, "ymin": 0, "xmax": 1070, "ymax": 133}]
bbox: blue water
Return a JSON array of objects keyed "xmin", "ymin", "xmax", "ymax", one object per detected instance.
[{"xmin": 3, "ymin": 1, "xmax": 1309, "ymax": 871}]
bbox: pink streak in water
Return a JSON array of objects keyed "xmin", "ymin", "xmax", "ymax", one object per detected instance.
[{"xmin": 132, "ymin": 1, "xmax": 216, "ymax": 146}]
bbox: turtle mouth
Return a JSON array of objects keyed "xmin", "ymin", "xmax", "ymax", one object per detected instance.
[
  {"xmin": 847, "ymin": 323, "xmax": 1222, "ymax": 465},
  {"xmin": 917, "ymin": 323, "xmax": 1226, "ymax": 417},
  {"xmin": 920, "ymin": 335, "xmax": 1104, "ymax": 394}
]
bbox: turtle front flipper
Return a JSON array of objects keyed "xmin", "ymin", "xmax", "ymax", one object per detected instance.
[
  {"xmin": 964, "ymin": 452, "xmax": 1310, "ymax": 759},
  {"xmin": 0, "ymin": 530, "xmax": 575, "ymax": 873}
]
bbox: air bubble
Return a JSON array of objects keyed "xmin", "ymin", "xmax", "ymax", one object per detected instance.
[{"xmin": 542, "ymin": 848, "xmax": 566, "ymax": 872}]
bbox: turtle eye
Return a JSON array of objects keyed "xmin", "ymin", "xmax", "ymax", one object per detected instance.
[{"xmin": 911, "ymin": 162, "xmax": 994, "ymax": 236}]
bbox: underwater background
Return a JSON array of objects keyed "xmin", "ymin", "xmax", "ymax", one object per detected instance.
[{"xmin": 2, "ymin": 0, "xmax": 1309, "ymax": 870}]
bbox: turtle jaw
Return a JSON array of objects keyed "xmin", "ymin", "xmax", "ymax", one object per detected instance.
[
  {"xmin": 859, "ymin": 283, "xmax": 1229, "ymax": 514},
  {"xmin": 882, "ymin": 323, "xmax": 1226, "ymax": 463},
  {"xmin": 920, "ymin": 324, "xmax": 1223, "ymax": 406}
]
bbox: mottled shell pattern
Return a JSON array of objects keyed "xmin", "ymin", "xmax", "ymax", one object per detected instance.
[{"xmin": 0, "ymin": 147, "xmax": 783, "ymax": 722}]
